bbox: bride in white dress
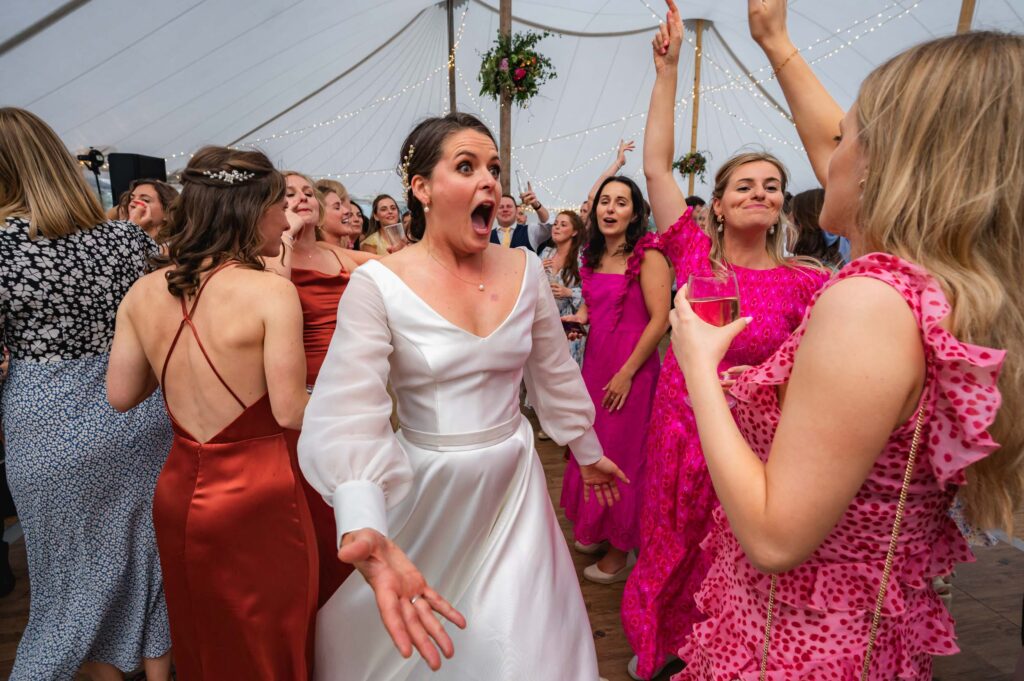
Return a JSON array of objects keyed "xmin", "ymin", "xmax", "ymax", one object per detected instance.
[{"xmin": 298, "ymin": 113, "xmax": 626, "ymax": 681}]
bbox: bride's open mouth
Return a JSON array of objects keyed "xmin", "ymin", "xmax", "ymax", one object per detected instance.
[{"xmin": 470, "ymin": 200, "xmax": 495, "ymax": 236}]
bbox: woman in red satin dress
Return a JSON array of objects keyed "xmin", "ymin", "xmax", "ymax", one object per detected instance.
[
  {"xmin": 269, "ymin": 171, "xmax": 365, "ymax": 608},
  {"xmin": 107, "ymin": 146, "xmax": 317, "ymax": 680}
]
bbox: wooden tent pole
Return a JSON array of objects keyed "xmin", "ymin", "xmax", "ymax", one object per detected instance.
[
  {"xmin": 447, "ymin": 0, "xmax": 457, "ymax": 112},
  {"xmin": 500, "ymin": 0, "xmax": 512, "ymax": 194},
  {"xmin": 688, "ymin": 19, "xmax": 704, "ymax": 196},
  {"xmin": 957, "ymin": 0, "xmax": 976, "ymax": 33}
]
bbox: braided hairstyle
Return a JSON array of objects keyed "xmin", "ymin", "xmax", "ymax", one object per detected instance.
[
  {"xmin": 154, "ymin": 146, "xmax": 284, "ymax": 298},
  {"xmin": 397, "ymin": 113, "xmax": 497, "ymax": 242}
]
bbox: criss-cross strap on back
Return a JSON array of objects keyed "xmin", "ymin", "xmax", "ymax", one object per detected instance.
[{"xmin": 161, "ymin": 262, "xmax": 247, "ymax": 410}]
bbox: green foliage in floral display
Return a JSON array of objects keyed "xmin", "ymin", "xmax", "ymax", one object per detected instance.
[
  {"xmin": 672, "ymin": 151, "xmax": 710, "ymax": 183},
  {"xmin": 478, "ymin": 30, "xmax": 557, "ymax": 109}
]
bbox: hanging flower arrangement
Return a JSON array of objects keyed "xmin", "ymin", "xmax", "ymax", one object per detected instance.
[
  {"xmin": 478, "ymin": 30, "xmax": 557, "ymax": 109},
  {"xmin": 673, "ymin": 151, "xmax": 709, "ymax": 183}
]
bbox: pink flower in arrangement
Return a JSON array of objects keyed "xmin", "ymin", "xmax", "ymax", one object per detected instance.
[
  {"xmin": 513, "ymin": 67, "xmax": 527, "ymax": 81},
  {"xmin": 499, "ymin": 57, "xmax": 510, "ymax": 71}
]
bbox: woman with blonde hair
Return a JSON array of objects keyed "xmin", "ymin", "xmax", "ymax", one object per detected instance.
[
  {"xmin": 667, "ymin": 3, "xmax": 1024, "ymax": 678},
  {"xmin": 0, "ymin": 107, "xmax": 172, "ymax": 680},
  {"xmin": 620, "ymin": 4, "xmax": 829, "ymax": 678},
  {"xmin": 269, "ymin": 171, "xmax": 363, "ymax": 609}
]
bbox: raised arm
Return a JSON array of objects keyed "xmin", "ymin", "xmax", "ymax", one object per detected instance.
[
  {"xmin": 748, "ymin": 0, "xmax": 844, "ymax": 187},
  {"xmin": 587, "ymin": 139, "xmax": 636, "ymax": 205},
  {"xmin": 644, "ymin": 0, "xmax": 687, "ymax": 232}
]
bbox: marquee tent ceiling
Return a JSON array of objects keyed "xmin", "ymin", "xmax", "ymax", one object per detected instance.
[{"xmin": 3, "ymin": 0, "xmax": 1022, "ymax": 207}]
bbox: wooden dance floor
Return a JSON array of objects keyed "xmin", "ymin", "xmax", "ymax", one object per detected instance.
[{"xmin": 0, "ymin": 425, "xmax": 1021, "ymax": 679}]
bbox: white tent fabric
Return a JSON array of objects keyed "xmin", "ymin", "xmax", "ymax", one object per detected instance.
[{"xmin": 3, "ymin": 0, "xmax": 1022, "ymax": 207}]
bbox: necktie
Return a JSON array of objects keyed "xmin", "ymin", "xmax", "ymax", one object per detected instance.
[{"xmin": 500, "ymin": 227, "xmax": 512, "ymax": 247}]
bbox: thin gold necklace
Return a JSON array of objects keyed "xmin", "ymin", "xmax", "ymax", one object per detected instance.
[{"xmin": 426, "ymin": 245, "xmax": 486, "ymax": 292}]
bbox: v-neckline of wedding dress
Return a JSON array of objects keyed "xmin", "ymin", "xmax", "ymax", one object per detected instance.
[{"xmin": 370, "ymin": 258, "xmax": 530, "ymax": 341}]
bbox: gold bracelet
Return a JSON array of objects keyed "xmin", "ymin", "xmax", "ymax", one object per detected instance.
[{"xmin": 772, "ymin": 47, "xmax": 800, "ymax": 79}]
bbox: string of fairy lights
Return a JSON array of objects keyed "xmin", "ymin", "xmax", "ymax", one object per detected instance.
[
  {"xmin": 165, "ymin": 6, "xmax": 470, "ymax": 162},
  {"xmin": 164, "ymin": 1, "xmax": 922, "ymax": 206}
]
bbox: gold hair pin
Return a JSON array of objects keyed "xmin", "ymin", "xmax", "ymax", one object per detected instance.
[{"xmin": 400, "ymin": 145, "xmax": 415, "ymax": 192}]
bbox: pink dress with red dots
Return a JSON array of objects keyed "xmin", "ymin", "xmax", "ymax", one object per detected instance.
[
  {"xmin": 677, "ymin": 253, "xmax": 1005, "ymax": 680},
  {"xmin": 621, "ymin": 210, "xmax": 829, "ymax": 679}
]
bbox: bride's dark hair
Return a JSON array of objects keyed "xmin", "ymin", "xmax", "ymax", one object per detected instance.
[
  {"xmin": 397, "ymin": 113, "xmax": 497, "ymax": 242},
  {"xmin": 153, "ymin": 146, "xmax": 284, "ymax": 298}
]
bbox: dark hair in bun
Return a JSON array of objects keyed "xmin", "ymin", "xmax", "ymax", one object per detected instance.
[{"xmin": 397, "ymin": 113, "xmax": 496, "ymax": 242}]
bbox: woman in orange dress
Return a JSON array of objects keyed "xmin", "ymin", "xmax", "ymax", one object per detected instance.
[
  {"xmin": 108, "ymin": 146, "xmax": 316, "ymax": 680},
  {"xmin": 270, "ymin": 171, "xmax": 363, "ymax": 607}
]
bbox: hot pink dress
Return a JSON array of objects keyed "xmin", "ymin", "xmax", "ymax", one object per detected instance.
[
  {"xmin": 560, "ymin": 234, "xmax": 666, "ymax": 551},
  {"xmin": 677, "ymin": 253, "xmax": 1005, "ymax": 680},
  {"xmin": 622, "ymin": 210, "xmax": 829, "ymax": 679}
]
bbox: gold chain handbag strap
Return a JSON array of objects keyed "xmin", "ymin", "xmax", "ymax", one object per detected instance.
[{"xmin": 759, "ymin": 408, "xmax": 928, "ymax": 681}]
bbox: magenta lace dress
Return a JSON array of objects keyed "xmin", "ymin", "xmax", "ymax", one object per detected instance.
[
  {"xmin": 677, "ymin": 253, "xmax": 1005, "ymax": 680},
  {"xmin": 621, "ymin": 210, "xmax": 829, "ymax": 679},
  {"xmin": 560, "ymin": 235, "xmax": 666, "ymax": 551}
]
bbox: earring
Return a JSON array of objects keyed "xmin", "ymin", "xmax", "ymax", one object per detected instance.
[
  {"xmin": 769, "ymin": 225, "xmax": 775, "ymax": 235},
  {"xmin": 716, "ymin": 215, "xmax": 724, "ymax": 234},
  {"xmin": 423, "ymin": 205, "xmax": 430, "ymax": 214}
]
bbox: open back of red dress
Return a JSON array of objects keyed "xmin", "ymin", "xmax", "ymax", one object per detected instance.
[{"xmin": 152, "ymin": 265, "xmax": 317, "ymax": 680}]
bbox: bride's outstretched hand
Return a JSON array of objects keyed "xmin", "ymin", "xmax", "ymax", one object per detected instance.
[
  {"xmin": 580, "ymin": 456, "xmax": 630, "ymax": 508},
  {"xmin": 747, "ymin": 0, "xmax": 789, "ymax": 49},
  {"xmin": 652, "ymin": 0, "xmax": 683, "ymax": 70},
  {"xmin": 339, "ymin": 528, "xmax": 467, "ymax": 671}
]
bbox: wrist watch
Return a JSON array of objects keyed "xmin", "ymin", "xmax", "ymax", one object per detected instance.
[{"xmin": 531, "ymin": 201, "xmax": 542, "ymax": 210}]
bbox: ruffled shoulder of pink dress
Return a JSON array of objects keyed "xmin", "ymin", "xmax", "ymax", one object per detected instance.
[{"xmin": 677, "ymin": 252, "xmax": 1006, "ymax": 680}]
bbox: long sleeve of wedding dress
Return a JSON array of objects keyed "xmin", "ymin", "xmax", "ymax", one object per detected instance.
[
  {"xmin": 298, "ymin": 268, "xmax": 412, "ymax": 542},
  {"xmin": 522, "ymin": 265, "xmax": 602, "ymax": 465}
]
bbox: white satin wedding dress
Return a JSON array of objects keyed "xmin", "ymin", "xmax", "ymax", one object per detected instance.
[{"xmin": 298, "ymin": 252, "xmax": 604, "ymax": 681}]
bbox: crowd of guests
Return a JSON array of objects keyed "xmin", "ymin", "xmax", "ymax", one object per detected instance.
[{"xmin": 1, "ymin": 0, "xmax": 1022, "ymax": 679}]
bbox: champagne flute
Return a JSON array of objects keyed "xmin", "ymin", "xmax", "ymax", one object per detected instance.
[
  {"xmin": 381, "ymin": 223, "xmax": 406, "ymax": 252},
  {"xmin": 683, "ymin": 270, "xmax": 741, "ymax": 408}
]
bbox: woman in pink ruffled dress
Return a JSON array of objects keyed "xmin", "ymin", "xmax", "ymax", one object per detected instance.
[
  {"xmin": 620, "ymin": 4, "xmax": 829, "ymax": 678},
  {"xmin": 667, "ymin": 3, "xmax": 1024, "ymax": 679},
  {"xmin": 561, "ymin": 176, "xmax": 672, "ymax": 584}
]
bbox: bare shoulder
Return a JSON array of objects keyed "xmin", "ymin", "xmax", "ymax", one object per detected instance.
[
  {"xmin": 316, "ymin": 242, "xmax": 360, "ymax": 272},
  {"xmin": 801, "ymin": 276, "xmax": 921, "ymax": 367},
  {"xmin": 809, "ymin": 275, "xmax": 914, "ymax": 326},
  {"xmin": 121, "ymin": 267, "xmax": 171, "ymax": 309},
  {"xmin": 639, "ymin": 248, "xmax": 672, "ymax": 276}
]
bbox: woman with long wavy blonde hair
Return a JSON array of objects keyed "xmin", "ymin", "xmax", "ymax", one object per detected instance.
[{"xmin": 664, "ymin": 1, "xmax": 1023, "ymax": 677}]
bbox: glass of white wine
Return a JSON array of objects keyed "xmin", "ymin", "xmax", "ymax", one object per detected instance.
[{"xmin": 683, "ymin": 270, "xmax": 741, "ymax": 408}]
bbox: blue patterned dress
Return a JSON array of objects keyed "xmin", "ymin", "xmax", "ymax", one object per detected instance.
[
  {"xmin": 0, "ymin": 217, "xmax": 172, "ymax": 679},
  {"xmin": 538, "ymin": 245, "xmax": 585, "ymax": 366}
]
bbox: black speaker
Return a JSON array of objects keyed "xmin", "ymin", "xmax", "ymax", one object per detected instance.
[{"xmin": 108, "ymin": 153, "xmax": 168, "ymax": 203}]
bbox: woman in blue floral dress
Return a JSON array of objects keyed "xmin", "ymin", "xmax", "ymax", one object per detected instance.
[
  {"xmin": 539, "ymin": 210, "xmax": 587, "ymax": 366},
  {"xmin": 0, "ymin": 108, "xmax": 172, "ymax": 680}
]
